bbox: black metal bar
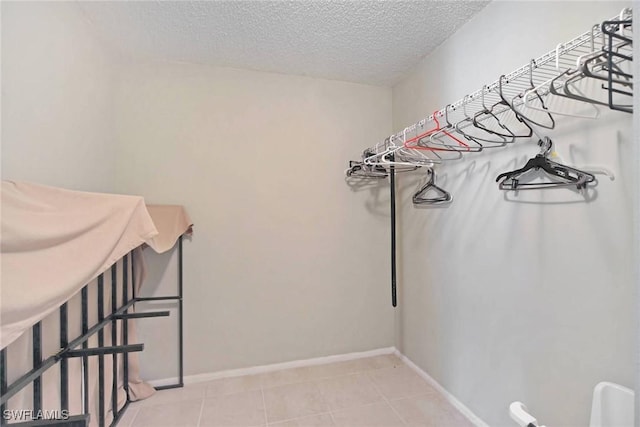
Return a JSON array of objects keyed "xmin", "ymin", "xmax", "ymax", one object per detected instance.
[
  {"xmin": 81, "ymin": 285, "xmax": 89, "ymax": 414},
  {"xmin": 178, "ymin": 235, "xmax": 184, "ymax": 386},
  {"xmin": 123, "ymin": 252, "xmax": 129, "ymax": 397},
  {"xmin": 110, "ymin": 399, "xmax": 130, "ymax": 427},
  {"xmin": 65, "ymin": 345, "xmax": 144, "ymax": 358},
  {"xmin": 154, "ymin": 384, "xmax": 184, "ymax": 391},
  {"xmin": 1, "ymin": 288, "xmax": 138, "ymax": 406},
  {"xmin": 1, "ymin": 358, "xmax": 59, "ymax": 406},
  {"xmin": 1, "ymin": 349, "xmax": 7, "ymax": 427},
  {"xmin": 110, "ymin": 265, "xmax": 118, "ymax": 421},
  {"xmin": 33, "ymin": 322, "xmax": 42, "ymax": 412},
  {"xmin": 60, "ymin": 303, "xmax": 69, "ymax": 411},
  {"xmin": 131, "ymin": 252, "xmax": 136, "ymax": 301},
  {"xmin": 1, "ymin": 254, "xmax": 160, "ymax": 423},
  {"xmin": 112, "ymin": 311, "xmax": 170, "ymax": 320},
  {"xmin": 135, "ymin": 296, "xmax": 180, "ymax": 302},
  {"xmin": 390, "ymin": 154, "xmax": 397, "ymax": 307},
  {"xmin": 67, "ymin": 299, "xmax": 137, "ymax": 352},
  {"xmin": 97, "ymin": 275, "xmax": 105, "ymax": 427},
  {"xmin": 1, "ymin": 293, "xmax": 135, "ymax": 405},
  {"xmin": 1, "ymin": 250, "xmax": 175, "ymax": 426}
]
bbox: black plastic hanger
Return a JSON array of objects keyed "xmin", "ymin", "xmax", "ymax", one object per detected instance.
[
  {"xmin": 511, "ymin": 60, "xmax": 556, "ymax": 130},
  {"xmin": 602, "ymin": 19, "xmax": 633, "ymax": 113},
  {"xmin": 548, "ymin": 37, "xmax": 632, "ymax": 112},
  {"xmin": 345, "ymin": 160, "xmax": 388, "ymax": 178},
  {"xmin": 495, "ymin": 138, "xmax": 595, "ymax": 190},
  {"xmin": 455, "ymin": 95, "xmax": 510, "ymax": 146},
  {"xmin": 473, "ymin": 79, "xmax": 533, "ymax": 140},
  {"xmin": 413, "ymin": 168, "xmax": 452, "ymax": 205}
]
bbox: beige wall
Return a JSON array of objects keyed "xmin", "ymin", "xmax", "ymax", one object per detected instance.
[
  {"xmin": 112, "ymin": 62, "xmax": 395, "ymax": 377},
  {"xmin": 1, "ymin": 1, "xmax": 395, "ymax": 379},
  {"xmin": 1, "ymin": 1, "xmax": 115, "ymax": 192},
  {"xmin": 392, "ymin": 2, "xmax": 633, "ymax": 426}
]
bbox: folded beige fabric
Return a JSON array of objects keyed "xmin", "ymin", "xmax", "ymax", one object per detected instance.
[
  {"xmin": 144, "ymin": 204, "xmax": 193, "ymax": 253},
  {"xmin": 125, "ymin": 247, "xmax": 157, "ymax": 402},
  {"xmin": 1, "ymin": 181, "xmax": 158, "ymax": 348}
]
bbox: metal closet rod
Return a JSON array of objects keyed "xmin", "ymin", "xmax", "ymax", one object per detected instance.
[{"xmin": 385, "ymin": 8, "xmax": 632, "ymax": 146}]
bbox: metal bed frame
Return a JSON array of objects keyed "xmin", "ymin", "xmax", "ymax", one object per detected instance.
[{"xmin": 0, "ymin": 235, "xmax": 186, "ymax": 427}]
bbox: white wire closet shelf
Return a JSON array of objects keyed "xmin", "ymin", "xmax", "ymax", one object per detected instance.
[{"xmin": 346, "ymin": 7, "xmax": 633, "ymax": 174}]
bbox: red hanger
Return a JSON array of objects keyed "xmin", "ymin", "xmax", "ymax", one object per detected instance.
[{"xmin": 404, "ymin": 111, "xmax": 469, "ymax": 152}]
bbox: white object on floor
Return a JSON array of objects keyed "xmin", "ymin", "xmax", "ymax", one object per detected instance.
[
  {"xmin": 589, "ymin": 382, "xmax": 634, "ymax": 427},
  {"xmin": 510, "ymin": 381, "xmax": 634, "ymax": 427},
  {"xmin": 509, "ymin": 402, "xmax": 545, "ymax": 427}
]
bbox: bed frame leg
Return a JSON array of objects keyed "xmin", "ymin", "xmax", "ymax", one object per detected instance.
[
  {"xmin": 1, "ymin": 348, "xmax": 6, "ymax": 427},
  {"xmin": 60, "ymin": 303, "xmax": 69, "ymax": 412}
]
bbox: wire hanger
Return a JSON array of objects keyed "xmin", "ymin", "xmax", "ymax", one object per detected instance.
[
  {"xmin": 473, "ymin": 82, "xmax": 533, "ymax": 140},
  {"xmin": 405, "ymin": 111, "xmax": 469, "ymax": 153},
  {"xmin": 523, "ymin": 43, "xmax": 600, "ymax": 119},
  {"xmin": 412, "ymin": 168, "xmax": 453, "ymax": 205},
  {"xmin": 426, "ymin": 105, "xmax": 483, "ymax": 152},
  {"xmin": 495, "ymin": 137, "xmax": 596, "ymax": 190},
  {"xmin": 402, "ymin": 117, "xmax": 442, "ymax": 150},
  {"xmin": 511, "ymin": 59, "xmax": 556, "ymax": 129},
  {"xmin": 455, "ymin": 95, "xmax": 510, "ymax": 146}
]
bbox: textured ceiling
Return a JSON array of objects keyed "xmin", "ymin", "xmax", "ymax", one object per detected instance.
[{"xmin": 78, "ymin": 1, "xmax": 490, "ymax": 87}]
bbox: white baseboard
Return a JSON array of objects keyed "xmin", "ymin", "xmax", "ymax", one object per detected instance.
[
  {"xmin": 393, "ymin": 349, "xmax": 489, "ymax": 427},
  {"xmin": 149, "ymin": 346, "xmax": 488, "ymax": 427},
  {"xmin": 148, "ymin": 346, "xmax": 396, "ymax": 387}
]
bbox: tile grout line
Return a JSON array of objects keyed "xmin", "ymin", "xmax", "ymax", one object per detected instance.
[
  {"xmin": 126, "ymin": 407, "xmax": 140, "ymax": 427},
  {"xmin": 368, "ymin": 360, "xmax": 472, "ymax": 425},
  {"xmin": 267, "ymin": 411, "xmax": 334, "ymax": 426},
  {"xmin": 260, "ymin": 383, "xmax": 269, "ymax": 426},
  {"xmin": 195, "ymin": 388, "xmax": 206, "ymax": 427},
  {"xmin": 327, "ymin": 409, "xmax": 338, "ymax": 426},
  {"xmin": 263, "ymin": 364, "xmax": 391, "ymax": 425},
  {"xmin": 264, "ymin": 356, "xmax": 405, "ymax": 425},
  {"xmin": 166, "ymin": 355, "xmax": 402, "ymax": 426},
  {"xmin": 313, "ymin": 373, "xmax": 338, "ymax": 426},
  {"xmin": 253, "ymin": 357, "xmax": 400, "ymax": 394},
  {"xmin": 318, "ymin": 359, "xmax": 402, "ymax": 425},
  {"xmin": 365, "ymin": 366, "xmax": 409, "ymax": 426}
]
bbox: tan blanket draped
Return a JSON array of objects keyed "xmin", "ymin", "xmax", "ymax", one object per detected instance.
[
  {"xmin": 1, "ymin": 181, "xmax": 158, "ymax": 348},
  {"xmin": 145, "ymin": 204, "xmax": 193, "ymax": 253}
]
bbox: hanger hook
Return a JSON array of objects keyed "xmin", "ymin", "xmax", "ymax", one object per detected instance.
[
  {"xmin": 539, "ymin": 137, "xmax": 553, "ymax": 156},
  {"xmin": 426, "ymin": 166, "xmax": 435, "ymax": 185},
  {"xmin": 481, "ymin": 85, "xmax": 488, "ymax": 110},
  {"xmin": 620, "ymin": 7, "xmax": 631, "ymax": 20},
  {"xmin": 529, "ymin": 59, "xmax": 536, "ymax": 88},
  {"xmin": 555, "ymin": 43, "xmax": 564, "ymax": 70},
  {"xmin": 445, "ymin": 104, "xmax": 453, "ymax": 127},
  {"xmin": 589, "ymin": 24, "xmax": 604, "ymax": 52},
  {"xmin": 498, "ymin": 75, "xmax": 509, "ymax": 104},
  {"xmin": 432, "ymin": 110, "xmax": 441, "ymax": 129}
]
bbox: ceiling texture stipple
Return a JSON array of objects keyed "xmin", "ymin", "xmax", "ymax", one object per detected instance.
[{"xmin": 77, "ymin": 1, "xmax": 490, "ymax": 87}]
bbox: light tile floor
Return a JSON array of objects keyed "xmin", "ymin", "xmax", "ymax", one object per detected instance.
[{"xmin": 119, "ymin": 355, "xmax": 474, "ymax": 427}]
